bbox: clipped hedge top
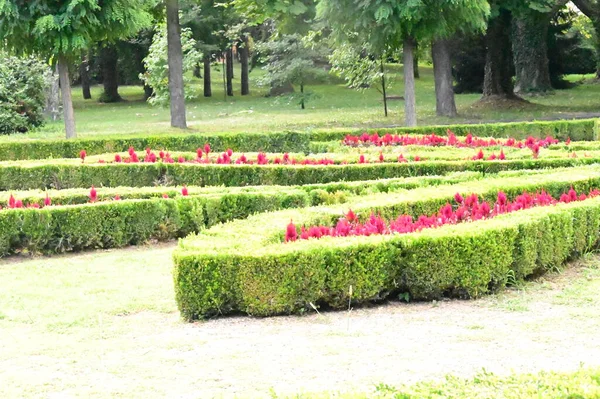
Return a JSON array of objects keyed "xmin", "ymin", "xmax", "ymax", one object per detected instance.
[{"xmin": 175, "ymin": 164, "xmax": 600, "ymax": 257}]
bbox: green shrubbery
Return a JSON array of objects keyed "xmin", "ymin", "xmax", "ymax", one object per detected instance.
[
  {"xmin": 0, "ymin": 157, "xmax": 597, "ymax": 190},
  {"xmin": 173, "ymin": 167, "xmax": 600, "ymax": 318},
  {"xmin": 0, "ymin": 54, "xmax": 50, "ymax": 134}
]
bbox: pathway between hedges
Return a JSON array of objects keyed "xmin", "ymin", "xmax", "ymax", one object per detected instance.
[{"xmin": 1, "ymin": 244, "xmax": 600, "ymax": 398}]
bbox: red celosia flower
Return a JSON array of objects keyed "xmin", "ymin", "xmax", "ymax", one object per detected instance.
[
  {"xmin": 114, "ymin": 195, "xmax": 121, "ymax": 201},
  {"xmin": 414, "ymin": 156, "xmax": 421, "ymax": 162},
  {"xmin": 146, "ymin": 147, "xmax": 151, "ymax": 155},
  {"xmin": 114, "ymin": 154, "xmax": 122, "ymax": 163},
  {"xmin": 379, "ymin": 152, "xmax": 384, "ymax": 162},
  {"xmin": 178, "ymin": 156, "xmax": 185, "ymax": 163},
  {"xmin": 9, "ymin": 194, "xmax": 16, "ymax": 208},
  {"xmin": 227, "ymin": 148, "xmax": 233, "ymax": 157},
  {"xmin": 454, "ymin": 193, "xmax": 464, "ymax": 204},
  {"xmin": 181, "ymin": 186, "xmax": 189, "ymax": 196},
  {"xmin": 128, "ymin": 147, "xmax": 135, "ymax": 156},
  {"xmin": 499, "ymin": 150, "xmax": 506, "ymax": 160},
  {"xmin": 497, "ymin": 191, "xmax": 507, "ymax": 206},
  {"xmin": 159, "ymin": 150, "xmax": 165, "ymax": 159},
  {"xmin": 204, "ymin": 143, "xmax": 211, "ymax": 155},
  {"xmin": 476, "ymin": 149, "xmax": 484, "ymax": 160},
  {"xmin": 197, "ymin": 148, "xmax": 203, "ymax": 159},
  {"xmin": 532, "ymin": 144, "xmax": 540, "ymax": 159},
  {"xmin": 359, "ymin": 155, "xmax": 366, "ymax": 164},
  {"xmin": 566, "ymin": 137, "xmax": 571, "ymax": 145},
  {"xmin": 44, "ymin": 193, "xmax": 51, "ymax": 206},
  {"xmin": 162, "ymin": 193, "xmax": 169, "ymax": 199},
  {"xmin": 15, "ymin": 200, "xmax": 23, "ymax": 208},
  {"xmin": 398, "ymin": 154, "xmax": 407, "ymax": 163},
  {"xmin": 80, "ymin": 150, "xmax": 86, "ymax": 162},
  {"xmin": 89, "ymin": 186, "xmax": 97, "ymax": 202},
  {"xmin": 346, "ymin": 209, "xmax": 357, "ymax": 222},
  {"xmin": 285, "ymin": 220, "xmax": 298, "ymax": 242}
]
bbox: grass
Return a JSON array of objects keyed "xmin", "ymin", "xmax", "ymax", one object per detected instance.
[
  {"xmin": 7, "ymin": 64, "xmax": 600, "ymax": 141},
  {"xmin": 2, "ymin": 242, "xmax": 600, "ymax": 398}
]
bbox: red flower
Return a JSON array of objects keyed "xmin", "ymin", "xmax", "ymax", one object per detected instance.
[
  {"xmin": 8, "ymin": 194, "xmax": 15, "ymax": 208},
  {"xmin": 497, "ymin": 191, "xmax": 507, "ymax": 206},
  {"xmin": 285, "ymin": 220, "xmax": 298, "ymax": 242},
  {"xmin": 89, "ymin": 186, "xmax": 97, "ymax": 202},
  {"xmin": 196, "ymin": 148, "xmax": 203, "ymax": 159},
  {"xmin": 566, "ymin": 137, "xmax": 571, "ymax": 145},
  {"xmin": 359, "ymin": 155, "xmax": 366, "ymax": 164},
  {"xmin": 145, "ymin": 147, "xmax": 151, "ymax": 155},
  {"xmin": 178, "ymin": 156, "xmax": 185, "ymax": 163},
  {"xmin": 80, "ymin": 150, "xmax": 86, "ymax": 162},
  {"xmin": 454, "ymin": 193, "xmax": 464, "ymax": 204},
  {"xmin": 162, "ymin": 193, "xmax": 169, "ymax": 199},
  {"xmin": 227, "ymin": 148, "xmax": 233, "ymax": 157},
  {"xmin": 114, "ymin": 195, "xmax": 121, "ymax": 201},
  {"xmin": 114, "ymin": 154, "xmax": 122, "ymax": 163},
  {"xmin": 128, "ymin": 147, "xmax": 135, "ymax": 156},
  {"xmin": 414, "ymin": 155, "xmax": 421, "ymax": 162},
  {"xmin": 181, "ymin": 186, "xmax": 189, "ymax": 196},
  {"xmin": 159, "ymin": 150, "xmax": 165, "ymax": 159},
  {"xmin": 15, "ymin": 200, "xmax": 23, "ymax": 208},
  {"xmin": 499, "ymin": 150, "xmax": 506, "ymax": 161},
  {"xmin": 44, "ymin": 193, "xmax": 51, "ymax": 206},
  {"xmin": 379, "ymin": 152, "xmax": 384, "ymax": 162},
  {"xmin": 204, "ymin": 143, "xmax": 211, "ymax": 155}
]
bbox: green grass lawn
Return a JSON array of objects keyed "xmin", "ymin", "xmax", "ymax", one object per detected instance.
[{"xmin": 8, "ymin": 64, "xmax": 600, "ymax": 142}]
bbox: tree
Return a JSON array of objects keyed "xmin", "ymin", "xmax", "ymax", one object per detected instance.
[
  {"xmin": 319, "ymin": 0, "xmax": 488, "ymax": 126},
  {"xmin": 257, "ymin": 34, "xmax": 328, "ymax": 109},
  {"xmin": 166, "ymin": 0, "xmax": 187, "ymax": 128},
  {"xmin": 572, "ymin": 0, "xmax": 600, "ymax": 79},
  {"xmin": 329, "ymin": 42, "xmax": 392, "ymax": 116},
  {"xmin": 80, "ymin": 52, "xmax": 92, "ymax": 100},
  {"xmin": 99, "ymin": 43, "xmax": 122, "ymax": 102},
  {"xmin": 0, "ymin": 1, "xmax": 152, "ymax": 138}
]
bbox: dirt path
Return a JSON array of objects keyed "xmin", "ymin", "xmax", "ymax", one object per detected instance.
[{"xmin": 1, "ymin": 246, "xmax": 599, "ymax": 398}]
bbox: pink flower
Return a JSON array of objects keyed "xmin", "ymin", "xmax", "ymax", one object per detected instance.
[
  {"xmin": 497, "ymin": 191, "xmax": 507, "ymax": 206},
  {"xmin": 359, "ymin": 155, "xmax": 366, "ymax": 164},
  {"xmin": 346, "ymin": 209, "xmax": 357, "ymax": 222},
  {"xmin": 204, "ymin": 143, "xmax": 211, "ymax": 155},
  {"xmin": 159, "ymin": 150, "xmax": 165, "ymax": 159},
  {"xmin": 196, "ymin": 148, "xmax": 203, "ymax": 159},
  {"xmin": 162, "ymin": 193, "xmax": 169, "ymax": 199},
  {"xmin": 89, "ymin": 186, "xmax": 97, "ymax": 202},
  {"xmin": 44, "ymin": 194, "xmax": 51, "ymax": 206},
  {"xmin": 114, "ymin": 195, "xmax": 121, "ymax": 201},
  {"xmin": 566, "ymin": 137, "xmax": 571, "ymax": 145},
  {"xmin": 499, "ymin": 150, "xmax": 506, "ymax": 161},
  {"xmin": 80, "ymin": 150, "xmax": 86, "ymax": 162},
  {"xmin": 9, "ymin": 194, "xmax": 15, "ymax": 208},
  {"xmin": 114, "ymin": 154, "xmax": 122, "ymax": 163},
  {"xmin": 379, "ymin": 152, "xmax": 384, "ymax": 162},
  {"xmin": 285, "ymin": 220, "xmax": 298, "ymax": 242},
  {"xmin": 454, "ymin": 193, "xmax": 464, "ymax": 204},
  {"xmin": 227, "ymin": 148, "xmax": 233, "ymax": 157},
  {"xmin": 181, "ymin": 186, "xmax": 189, "ymax": 196}
]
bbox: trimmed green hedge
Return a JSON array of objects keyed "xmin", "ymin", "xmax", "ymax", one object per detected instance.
[
  {"xmin": 1, "ymin": 157, "xmax": 598, "ymax": 190},
  {"xmin": 173, "ymin": 168, "xmax": 600, "ymax": 318},
  {"xmin": 0, "ymin": 119, "xmax": 596, "ymax": 161},
  {"xmin": 0, "ymin": 190, "xmax": 310, "ymax": 257},
  {"xmin": 309, "ymin": 118, "xmax": 599, "ymax": 142},
  {"xmin": 0, "ymin": 131, "xmax": 310, "ymax": 160}
]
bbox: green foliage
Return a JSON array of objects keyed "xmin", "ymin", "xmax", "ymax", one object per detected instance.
[
  {"xmin": 173, "ymin": 168, "xmax": 600, "ymax": 318},
  {"xmin": 140, "ymin": 25, "xmax": 203, "ymax": 107},
  {"xmin": 0, "ymin": 0, "xmax": 153, "ymax": 58},
  {"xmin": 256, "ymin": 34, "xmax": 329, "ymax": 108},
  {"xmin": 0, "ymin": 53, "xmax": 51, "ymax": 134}
]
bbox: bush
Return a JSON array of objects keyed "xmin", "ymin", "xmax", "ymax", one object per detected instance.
[
  {"xmin": 0, "ymin": 157, "xmax": 597, "ymax": 191},
  {"xmin": 172, "ymin": 166, "xmax": 600, "ymax": 319},
  {"xmin": 0, "ymin": 53, "xmax": 50, "ymax": 134}
]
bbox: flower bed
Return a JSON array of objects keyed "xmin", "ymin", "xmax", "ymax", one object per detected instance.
[{"xmin": 172, "ymin": 168, "xmax": 600, "ymax": 318}]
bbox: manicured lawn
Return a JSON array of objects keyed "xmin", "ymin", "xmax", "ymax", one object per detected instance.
[{"xmin": 6, "ymin": 64, "xmax": 600, "ymax": 141}]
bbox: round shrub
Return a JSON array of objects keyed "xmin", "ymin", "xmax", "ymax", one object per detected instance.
[{"xmin": 0, "ymin": 53, "xmax": 51, "ymax": 134}]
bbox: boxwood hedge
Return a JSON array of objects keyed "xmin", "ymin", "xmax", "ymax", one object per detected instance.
[{"xmin": 173, "ymin": 168, "xmax": 600, "ymax": 319}]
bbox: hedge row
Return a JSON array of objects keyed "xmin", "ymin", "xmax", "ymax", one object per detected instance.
[
  {"xmin": 172, "ymin": 169, "xmax": 600, "ymax": 318},
  {"xmin": 1, "ymin": 119, "xmax": 597, "ymax": 161},
  {"xmin": 0, "ymin": 157, "xmax": 598, "ymax": 190},
  {"xmin": 0, "ymin": 131, "xmax": 310, "ymax": 160},
  {"xmin": 0, "ymin": 171, "xmax": 482, "ymax": 207},
  {"xmin": 309, "ymin": 118, "xmax": 600, "ymax": 142},
  {"xmin": 0, "ymin": 189, "xmax": 312, "ymax": 256}
]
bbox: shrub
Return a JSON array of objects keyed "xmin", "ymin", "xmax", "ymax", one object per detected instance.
[
  {"xmin": 0, "ymin": 53, "xmax": 50, "ymax": 134},
  {"xmin": 172, "ymin": 167, "xmax": 600, "ymax": 318}
]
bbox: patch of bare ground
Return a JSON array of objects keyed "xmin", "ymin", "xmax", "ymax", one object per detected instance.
[{"xmin": 1, "ymin": 246, "xmax": 599, "ymax": 398}]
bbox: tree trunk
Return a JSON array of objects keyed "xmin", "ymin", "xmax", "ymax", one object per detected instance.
[
  {"xmin": 80, "ymin": 52, "xmax": 92, "ymax": 100},
  {"xmin": 203, "ymin": 55, "xmax": 212, "ymax": 97},
  {"xmin": 380, "ymin": 58, "xmax": 388, "ymax": 117},
  {"xmin": 226, "ymin": 48, "xmax": 234, "ymax": 96},
  {"xmin": 143, "ymin": 84, "xmax": 153, "ymax": 100},
  {"xmin": 166, "ymin": 0, "xmax": 187, "ymax": 129},
  {"xmin": 58, "ymin": 55, "xmax": 76, "ymax": 139},
  {"xmin": 413, "ymin": 42, "xmax": 420, "ymax": 79},
  {"xmin": 193, "ymin": 63, "xmax": 202, "ymax": 78},
  {"xmin": 99, "ymin": 44, "xmax": 121, "ymax": 103},
  {"xmin": 300, "ymin": 83, "xmax": 305, "ymax": 110},
  {"xmin": 594, "ymin": 18, "xmax": 600, "ymax": 79},
  {"xmin": 512, "ymin": 11, "xmax": 552, "ymax": 94},
  {"xmin": 482, "ymin": 8, "xmax": 517, "ymax": 99},
  {"xmin": 403, "ymin": 37, "xmax": 417, "ymax": 127},
  {"xmin": 240, "ymin": 37, "xmax": 250, "ymax": 95},
  {"xmin": 432, "ymin": 39, "xmax": 457, "ymax": 117},
  {"xmin": 45, "ymin": 64, "xmax": 61, "ymax": 121}
]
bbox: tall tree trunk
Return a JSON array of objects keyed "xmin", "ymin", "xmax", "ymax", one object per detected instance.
[
  {"xmin": 80, "ymin": 52, "xmax": 92, "ymax": 100},
  {"xmin": 512, "ymin": 11, "xmax": 552, "ymax": 94},
  {"xmin": 166, "ymin": 0, "xmax": 187, "ymax": 129},
  {"xmin": 594, "ymin": 18, "xmax": 600, "ymax": 79},
  {"xmin": 403, "ymin": 37, "xmax": 417, "ymax": 127},
  {"xmin": 380, "ymin": 57, "xmax": 388, "ymax": 117},
  {"xmin": 193, "ymin": 63, "xmax": 202, "ymax": 78},
  {"xmin": 45, "ymin": 64, "xmax": 61, "ymax": 121},
  {"xmin": 226, "ymin": 48, "xmax": 234, "ymax": 96},
  {"xmin": 240, "ymin": 37, "xmax": 250, "ymax": 95},
  {"xmin": 99, "ymin": 44, "xmax": 121, "ymax": 103},
  {"xmin": 300, "ymin": 83, "xmax": 305, "ymax": 110},
  {"xmin": 203, "ymin": 55, "xmax": 212, "ymax": 97},
  {"xmin": 482, "ymin": 8, "xmax": 517, "ymax": 99},
  {"xmin": 143, "ymin": 84, "xmax": 153, "ymax": 101},
  {"xmin": 58, "ymin": 55, "xmax": 76, "ymax": 139},
  {"xmin": 413, "ymin": 42, "xmax": 420, "ymax": 79},
  {"xmin": 432, "ymin": 39, "xmax": 457, "ymax": 117}
]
